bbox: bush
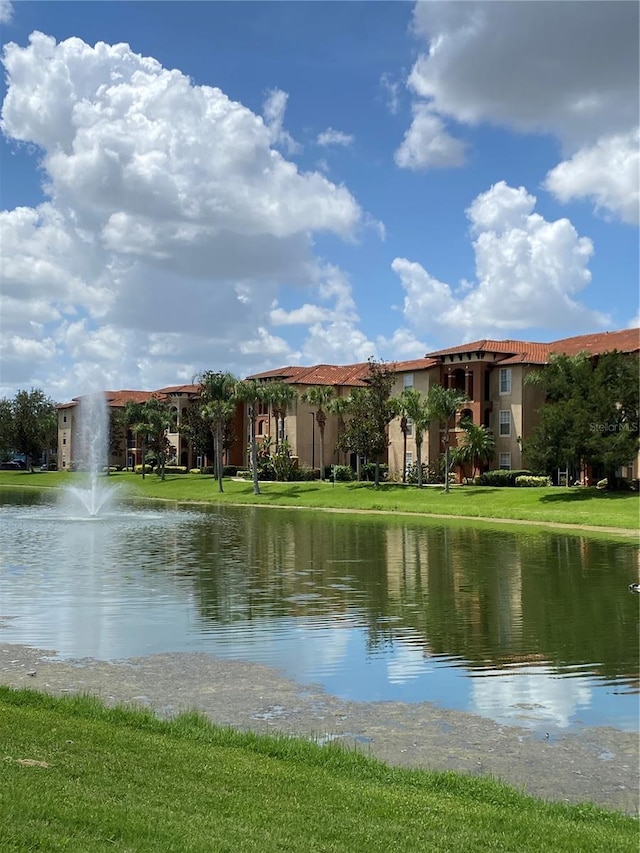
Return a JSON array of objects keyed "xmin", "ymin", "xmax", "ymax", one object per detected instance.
[
  {"xmin": 332, "ymin": 465, "xmax": 356, "ymax": 482},
  {"xmin": 162, "ymin": 466, "xmax": 188, "ymax": 474},
  {"xmin": 406, "ymin": 461, "xmax": 444, "ymax": 485},
  {"xmin": 515, "ymin": 475, "xmax": 552, "ymax": 487},
  {"xmin": 296, "ymin": 466, "xmax": 320, "ymax": 481},
  {"xmin": 477, "ymin": 469, "xmax": 532, "ymax": 487},
  {"xmin": 360, "ymin": 462, "xmax": 388, "ymax": 482},
  {"xmin": 596, "ymin": 478, "xmax": 608, "ymax": 490},
  {"xmin": 222, "ymin": 466, "xmax": 238, "ymax": 476}
]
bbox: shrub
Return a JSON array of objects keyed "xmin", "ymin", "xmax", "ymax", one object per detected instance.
[
  {"xmin": 477, "ymin": 469, "xmax": 532, "ymax": 487},
  {"xmin": 332, "ymin": 465, "xmax": 356, "ymax": 482},
  {"xmin": 296, "ymin": 466, "xmax": 319, "ymax": 481},
  {"xmin": 406, "ymin": 461, "xmax": 444, "ymax": 485},
  {"xmin": 163, "ymin": 466, "xmax": 188, "ymax": 474},
  {"xmin": 360, "ymin": 462, "xmax": 388, "ymax": 482},
  {"xmin": 515, "ymin": 475, "xmax": 552, "ymax": 487},
  {"xmin": 596, "ymin": 478, "xmax": 608, "ymax": 490},
  {"xmin": 222, "ymin": 465, "xmax": 238, "ymax": 476}
]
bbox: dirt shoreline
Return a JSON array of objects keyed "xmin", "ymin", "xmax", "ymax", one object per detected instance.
[{"xmin": 1, "ymin": 643, "xmax": 638, "ymax": 815}]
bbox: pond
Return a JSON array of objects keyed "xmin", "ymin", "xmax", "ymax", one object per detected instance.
[{"xmin": 0, "ymin": 489, "xmax": 637, "ymax": 736}]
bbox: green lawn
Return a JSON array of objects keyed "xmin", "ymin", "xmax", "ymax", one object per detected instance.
[
  {"xmin": 0, "ymin": 688, "xmax": 636, "ymax": 853},
  {"xmin": 1, "ymin": 470, "xmax": 638, "ymax": 532}
]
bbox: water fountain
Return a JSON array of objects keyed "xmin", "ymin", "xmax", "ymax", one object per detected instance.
[{"xmin": 63, "ymin": 392, "xmax": 118, "ymax": 518}]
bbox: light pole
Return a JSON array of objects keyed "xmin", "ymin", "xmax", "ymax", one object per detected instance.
[{"xmin": 310, "ymin": 412, "xmax": 316, "ymax": 469}]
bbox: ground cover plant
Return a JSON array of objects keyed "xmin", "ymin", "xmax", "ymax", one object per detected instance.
[
  {"xmin": 1, "ymin": 470, "xmax": 638, "ymax": 532},
  {"xmin": 0, "ymin": 688, "xmax": 636, "ymax": 853}
]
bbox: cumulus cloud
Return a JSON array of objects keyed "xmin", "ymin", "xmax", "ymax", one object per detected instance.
[
  {"xmin": 317, "ymin": 127, "xmax": 354, "ymax": 147},
  {"xmin": 398, "ymin": 1, "xmax": 639, "ymax": 222},
  {"xmin": 0, "ymin": 0, "xmax": 12, "ymax": 24},
  {"xmin": 544, "ymin": 130, "xmax": 640, "ymax": 225},
  {"xmin": 394, "ymin": 104, "xmax": 466, "ymax": 170},
  {"xmin": 0, "ymin": 32, "xmax": 366, "ymax": 396},
  {"xmin": 392, "ymin": 181, "xmax": 607, "ymax": 339}
]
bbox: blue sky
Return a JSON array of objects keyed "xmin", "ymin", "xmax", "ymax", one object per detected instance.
[{"xmin": 1, "ymin": 1, "xmax": 638, "ymax": 400}]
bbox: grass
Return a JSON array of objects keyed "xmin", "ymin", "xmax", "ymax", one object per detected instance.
[
  {"xmin": 1, "ymin": 470, "xmax": 638, "ymax": 532},
  {"xmin": 0, "ymin": 687, "xmax": 636, "ymax": 852}
]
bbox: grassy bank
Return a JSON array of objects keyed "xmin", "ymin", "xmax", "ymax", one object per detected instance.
[
  {"xmin": 0, "ymin": 688, "xmax": 636, "ymax": 853},
  {"xmin": 1, "ymin": 470, "xmax": 638, "ymax": 531}
]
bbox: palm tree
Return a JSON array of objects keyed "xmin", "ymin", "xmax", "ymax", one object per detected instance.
[
  {"xmin": 301, "ymin": 385, "xmax": 335, "ymax": 480},
  {"xmin": 454, "ymin": 420, "xmax": 495, "ymax": 481},
  {"xmin": 196, "ymin": 371, "xmax": 238, "ymax": 493},
  {"xmin": 124, "ymin": 401, "xmax": 150, "ymax": 480},
  {"xmin": 269, "ymin": 381, "xmax": 297, "ymax": 451},
  {"xmin": 234, "ymin": 379, "xmax": 268, "ymax": 496},
  {"xmin": 427, "ymin": 385, "xmax": 469, "ymax": 493},
  {"xmin": 327, "ymin": 395, "xmax": 351, "ymax": 466},
  {"xmin": 398, "ymin": 388, "xmax": 431, "ymax": 488},
  {"xmin": 141, "ymin": 396, "xmax": 176, "ymax": 480}
]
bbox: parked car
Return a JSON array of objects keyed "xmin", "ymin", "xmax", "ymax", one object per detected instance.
[{"xmin": 0, "ymin": 461, "xmax": 21, "ymax": 470}]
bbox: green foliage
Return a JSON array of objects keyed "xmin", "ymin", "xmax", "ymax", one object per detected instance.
[
  {"xmin": 427, "ymin": 385, "xmax": 470, "ymax": 493},
  {"xmin": 454, "ymin": 421, "xmax": 495, "ymax": 479},
  {"xmin": 524, "ymin": 351, "xmax": 639, "ymax": 487},
  {"xmin": 333, "ymin": 464, "xmax": 356, "ymax": 482},
  {"xmin": 302, "ymin": 385, "xmax": 335, "ymax": 480},
  {"xmin": 477, "ymin": 469, "xmax": 532, "ymax": 486},
  {"xmin": 516, "ymin": 475, "xmax": 553, "ymax": 487},
  {"xmin": 337, "ymin": 359, "xmax": 396, "ymax": 485},
  {"xmin": 406, "ymin": 461, "xmax": 443, "ymax": 485},
  {"xmin": 11, "ymin": 388, "xmax": 57, "ymax": 469},
  {"xmin": 0, "ymin": 397, "xmax": 15, "ymax": 457}
]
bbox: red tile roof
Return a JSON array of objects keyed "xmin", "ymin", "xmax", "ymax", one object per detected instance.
[
  {"xmin": 390, "ymin": 357, "xmax": 439, "ymax": 372},
  {"xmin": 425, "ymin": 339, "xmax": 541, "ymax": 358},
  {"xmin": 498, "ymin": 328, "xmax": 640, "ymax": 365},
  {"xmin": 247, "ymin": 363, "xmax": 371, "ymax": 387}
]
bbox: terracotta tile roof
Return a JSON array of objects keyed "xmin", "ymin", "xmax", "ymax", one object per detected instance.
[
  {"xmin": 390, "ymin": 357, "xmax": 439, "ymax": 372},
  {"xmin": 155, "ymin": 384, "xmax": 201, "ymax": 395},
  {"xmin": 548, "ymin": 328, "xmax": 640, "ymax": 357},
  {"xmin": 247, "ymin": 363, "xmax": 371, "ymax": 387},
  {"xmin": 426, "ymin": 339, "xmax": 541, "ymax": 358},
  {"xmin": 498, "ymin": 328, "xmax": 640, "ymax": 365}
]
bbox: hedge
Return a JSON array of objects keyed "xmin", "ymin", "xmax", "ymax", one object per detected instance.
[
  {"xmin": 476, "ymin": 469, "xmax": 532, "ymax": 487},
  {"xmin": 515, "ymin": 475, "xmax": 552, "ymax": 487}
]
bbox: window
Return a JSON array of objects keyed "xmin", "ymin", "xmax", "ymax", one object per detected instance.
[
  {"xmin": 63, "ymin": 415, "xmax": 67, "ymax": 423},
  {"xmin": 405, "ymin": 417, "xmax": 414, "ymax": 437},
  {"xmin": 403, "ymin": 373, "xmax": 414, "ymax": 389},
  {"xmin": 62, "ymin": 436, "xmax": 67, "ymax": 445},
  {"xmin": 499, "ymin": 410, "xmax": 511, "ymax": 436},
  {"xmin": 499, "ymin": 368, "xmax": 511, "ymax": 394},
  {"xmin": 404, "ymin": 452, "xmax": 413, "ymax": 475},
  {"xmin": 499, "ymin": 453, "xmax": 511, "ymax": 470}
]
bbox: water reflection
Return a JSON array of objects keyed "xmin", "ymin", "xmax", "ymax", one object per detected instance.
[{"xmin": 0, "ymin": 490, "xmax": 637, "ymax": 733}]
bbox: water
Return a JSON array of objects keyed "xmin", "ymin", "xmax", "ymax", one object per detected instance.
[
  {"xmin": 64, "ymin": 392, "xmax": 117, "ymax": 517},
  {"xmin": 0, "ymin": 490, "xmax": 638, "ymax": 736}
]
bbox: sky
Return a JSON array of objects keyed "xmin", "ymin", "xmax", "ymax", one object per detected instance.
[{"xmin": 0, "ymin": 0, "xmax": 638, "ymax": 402}]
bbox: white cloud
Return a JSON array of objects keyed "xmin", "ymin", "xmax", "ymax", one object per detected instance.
[
  {"xmin": 0, "ymin": 0, "xmax": 13, "ymax": 25},
  {"xmin": 377, "ymin": 327, "xmax": 430, "ymax": 361},
  {"xmin": 317, "ymin": 127, "xmax": 354, "ymax": 147},
  {"xmin": 0, "ymin": 32, "xmax": 366, "ymax": 397},
  {"xmin": 394, "ymin": 104, "xmax": 466, "ymax": 170},
  {"xmin": 471, "ymin": 666, "xmax": 592, "ymax": 729},
  {"xmin": 379, "ymin": 72, "xmax": 400, "ymax": 115},
  {"xmin": 392, "ymin": 181, "xmax": 607, "ymax": 339},
  {"xmin": 270, "ymin": 303, "xmax": 333, "ymax": 326},
  {"xmin": 263, "ymin": 88, "xmax": 301, "ymax": 155},
  {"xmin": 398, "ymin": 1, "xmax": 639, "ymax": 222},
  {"xmin": 544, "ymin": 130, "xmax": 640, "ymax": 225},
  {"xmin": 238, "ymin": 326, "xmax": 296, "ymax": 357}
]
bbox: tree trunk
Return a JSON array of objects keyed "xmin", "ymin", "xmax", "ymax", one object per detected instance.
[
  {"xmin": 216, "ymin": 421, "xmax": 224, "ymax": 493},
  {"xmin": 319, "ymin": 426, "xmax": 325, "ymax": 481},
  {"xmin": 416, "ymin": 440, "xmax": 423, "ymax": 488},
  {"xmin": 444, "ymin": 441, "xmax": 451, "ymax": 493},
  {"xmin": 250, "ymin": 406, "xmax": 260, "ymax": 496}
]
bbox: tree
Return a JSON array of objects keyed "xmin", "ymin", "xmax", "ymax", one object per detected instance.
[
  {"xmin": 124, "ymin": 401, "xmax": 149, "ymax": 479},
  {"xmin": 454, "ymin": 420, "xmax": 495, "ymax": 480},
  {"xmin": 524, "ymin": 351, "xmax": 639, "ymax": 487},
  {"xmin": 397, "ymin": 388, "xmax": 431, "ymax": 488},
  {"xmin": 234, "ymin": 379, "xmax": 268, "ymax": 496},
  {"xmin": 196, "ymin": 371, "xmax": 238, "ymax": 493},
  {"xmin": 108, "ymin": 408, "xmax": 126, "ymax": 475},
  {"xmin": 336, "ymin": 359, "xmax": 395, "ymax": 486},
  {"xmin": 427, "ymin": 385, "xmax": 469, "ymax": 493},
  {"xmin": 301, "ymin": 385, "xmax": 335, "ymax": 480},
  {"xmin": 0, "ymin": 397, "xmax": 15, "ymax": 460},
  {"xmin": 269, "ymin": 381, "xmax": 297, "ymax": 452},
  {"xmin": 327, "ymin": 395, "xmax": 351, "ymax": 466},
  {"xmin": 142, "ymin": 396, "xmax": 176, "ymax": 480},
  {"xmin": 11, "ymin": 389, "xmax": 57, "ymax": 471}
]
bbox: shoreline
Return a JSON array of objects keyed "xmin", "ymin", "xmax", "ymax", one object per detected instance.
[{"xmin": 1, "ymin": 643, "xmax": 638, "ymax": 815}]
